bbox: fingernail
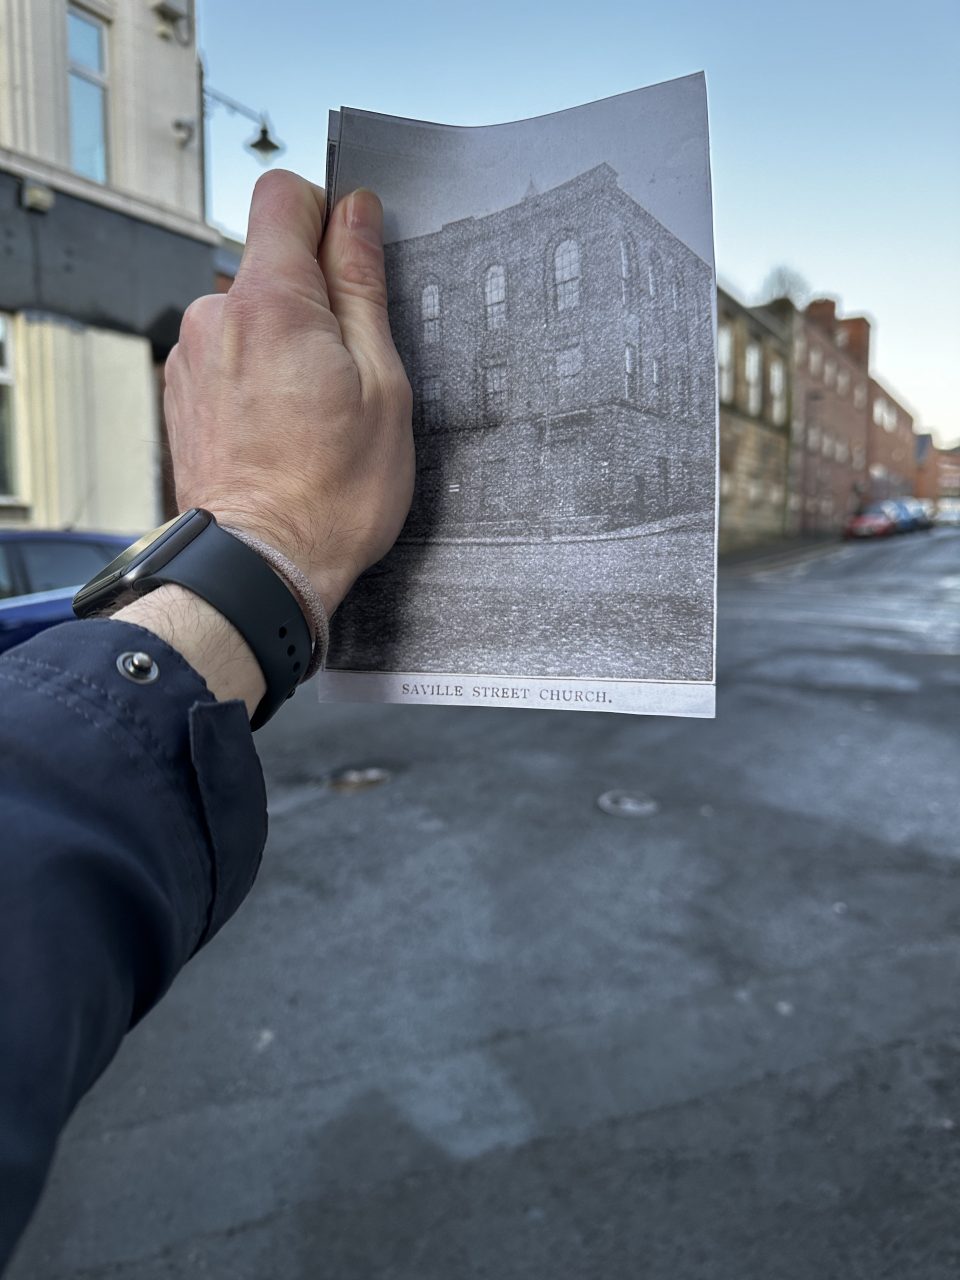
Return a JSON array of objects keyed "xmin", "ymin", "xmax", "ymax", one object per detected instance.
[{"xmin": 346, "ymin": 189, "xmax": 383, "ymax": 245}]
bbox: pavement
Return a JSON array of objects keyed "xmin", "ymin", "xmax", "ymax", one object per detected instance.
[{"xmin": 8, "ymin": 528, "xmax": 960, "ymax": 1280}]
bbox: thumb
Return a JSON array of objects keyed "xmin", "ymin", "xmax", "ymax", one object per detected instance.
[{"xmin": 320, "ymin": 189, "xmax": 398, "ymax": 377}]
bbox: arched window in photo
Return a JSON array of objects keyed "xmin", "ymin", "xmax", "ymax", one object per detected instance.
[
  {"xmin": 484, "ymin": 265, "xmax": 506, "ymax": 330},
  {"xmin": 554, "ymin": 239, "xmax": 581, "ymax": 312},
  {"xmin": 421, "ymin": 284, "xmax": 440, "ymax": 344}
]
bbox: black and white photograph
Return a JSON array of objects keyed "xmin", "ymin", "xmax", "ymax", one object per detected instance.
[{"xmin": 320, "ymin": 75, "xmax": 718, "ymax": 717}]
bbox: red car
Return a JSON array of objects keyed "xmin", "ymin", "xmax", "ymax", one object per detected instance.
[{"xmin": 842, "ymin": 504, "xmax": 899, "ymax": 539}]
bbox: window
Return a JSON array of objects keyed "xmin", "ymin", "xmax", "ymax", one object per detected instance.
[
  {"xmin": 0, "ymin": 546, "xmax": 14, "ymax": 601},
  {"xmin": 0, "ymin": 315, "xmax": 14, "ymax": 496},
  {"xmin": 421, "ymin": 376, "xmax": 441, "ymax": 428},
  {"xmin": 769, "ymin": 356, "xmax": 787, "ymax": 426},
  {"xmin": 837, "ymin": 368, "xmax": 850, "ymax": 396},
  {"xmin": 484, "ymin": 265, "xmax": 506, "ymax": 330},
  {"xmin": 554, "ymin": 240, "xmax": 581, "ymax": 311},
  {"xmin": 557, "ymin": 345, "xmax": 583, "ymax": 378},
  {"xmin": 824, "ymin": 358, "xmax": 836, "ymax": 387},
  {"xmin": 745, "ymin": 340, "xmax": 762, "ymax": 415},
  {"xmin": 809, "ymin": 346, "xmax": 823, "ymax": 377},
  {"xmin": 19, "ymin": 539, "xmax": 116, "ymax": 593},
  {"xmin": 873, "ymin": 396, "xmax": 898, "ymax": 433},
  {"xmin": 652, "ymin": 357, "xmax": 660, "ymax": 387},
  {"xmin": 854, "ymin": 382, "xmax": 867, "ymax": 409},
  {"xmin": 421, "ymin": 284, "xmax": 440, "ymax": 344},
  {"xmin": 67, "ymin": 7, "xmax": 108, "ymax": 183},
  {"xmin": 624, "ymin": 344, "xmax": 637, "ymax": 400},
  {"xmin": 619, "ymin": 238, "xmax": 636, "ymax": 305},
  {"xmin": 484, "ymin": 364, "xmax": 507, "ymax": 418},
  {"xmin": 647, "ymin": 262, "xmax": 658, "ymax": 299},
  {"xmin": 672, "ymin": 277, "xmax": 681, "ymax": 312},
  {"xmin": 718, "ymin": 322, "xmax": 734, "ymax": 403}
]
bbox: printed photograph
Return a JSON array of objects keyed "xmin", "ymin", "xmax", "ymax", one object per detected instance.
[{"xmin": 324, "ymin": 78, "xmax": 717, "ymax": 690}]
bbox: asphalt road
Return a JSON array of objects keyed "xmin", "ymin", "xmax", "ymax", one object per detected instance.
[{"xmin": 9, "ymin": 528, "xmax": 960, "ymax": 1280}]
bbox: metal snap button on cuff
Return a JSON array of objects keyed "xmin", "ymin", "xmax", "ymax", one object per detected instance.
[{"xmin": 117, "ymin": 651, "xmax": 159, "ymax": 684}]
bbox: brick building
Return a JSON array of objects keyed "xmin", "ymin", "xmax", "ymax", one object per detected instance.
[
  {"xmin": 867, "ymin": 377, "xmax": 916, "ymax": 500},
  {"xmin": 716, "ymin": 289, "xmax": 790, "ymax": 550},
  {"xmin": 917, "ymin": 437, "xmax": 960, "ymax": 503},
  {"xmin": 915, "ymin": 433, "xmax": 938, "ymax": 502},
  {"xmin": 939, "ymin": 447, "xmax": 960, "ymax": 501},
  {"xmin": 384, "ymin": 164, "xmax": 716, "ymax": 543},
  {"xmin": 757, "ymin": 298, "xmax": 874, "ymax": 536}
]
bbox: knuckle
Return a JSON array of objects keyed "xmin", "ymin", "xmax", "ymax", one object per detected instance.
[{"xmin": 179, "ymin": 294, "xmax": 220, "ymax": 343}]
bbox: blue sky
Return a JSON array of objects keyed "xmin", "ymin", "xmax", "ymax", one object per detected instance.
[{"xmin": 197, "ymin": 0, "xmax": 960, "ymax": 445}]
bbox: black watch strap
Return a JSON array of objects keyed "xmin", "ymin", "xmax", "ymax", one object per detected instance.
[{"xmin": 139, "ymin": 520, "xmax": 313, "ymax": 730}]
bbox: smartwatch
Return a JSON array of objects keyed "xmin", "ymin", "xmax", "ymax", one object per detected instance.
[{"xmin": 73, "ymin": 508, "xmax": 313, "ymax": 729}]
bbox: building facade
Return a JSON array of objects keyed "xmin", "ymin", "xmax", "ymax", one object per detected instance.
[
  {"xmin": 758, "ymin": 298, "xmax": 872, "ymax": 536},
  {"xmin": 384, "ymin": 164, "xmax": 716, "ymax": 543},
  {"xmin": 0, "ymin": 0, "xmax": 217, "ymax": 532},
  {"xmin": 867, "ymin": 376, "xmax": 916, "ymax": 501},
  {"xmin": 716, "ymin": 289, "xmax": 790, "ymax": 551},
  {"xmin": 915, "ymin": 435, "xmax": 960, "ymax": 504}
]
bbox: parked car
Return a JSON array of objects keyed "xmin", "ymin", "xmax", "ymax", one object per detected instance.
[
  {"xmin": 0, "ymin": 529, "xmax": 131, "ymax": 654},
  {"xmin": 935, "ymin": 502, "xmax": 960, "ymax": 528},
  {"xmin": 843, "ymin": 503, "xmax": 900, "ymax": 540},
  {"xmin": 898, "ymin": 497, "xmax": 934, "ymax": 530}
]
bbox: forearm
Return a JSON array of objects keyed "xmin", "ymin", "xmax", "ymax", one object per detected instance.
[{"xmin": 0, "ymin": 620, "xmax": 266, "ymax": 1269}]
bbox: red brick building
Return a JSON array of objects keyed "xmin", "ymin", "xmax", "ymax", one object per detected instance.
[
  {"xmin": 759, "ymin": 298, "xmax": 871, "ymax": 535},
  {"xmin": 915, "ymin": 436, "xmax": 960, "ymax": 504},
  {"xmin": 867, "ymin": 378, "xmax": 916, "ymax": 500}
]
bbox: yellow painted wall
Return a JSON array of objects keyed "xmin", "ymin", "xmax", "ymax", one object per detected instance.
[{"xmin": 8, "ymin": 312, "xmax": 159, "ymax": 533}]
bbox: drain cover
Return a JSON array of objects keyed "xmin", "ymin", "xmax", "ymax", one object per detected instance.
[
  {"xmin": 326, "ymin": 767, "xmax": 392, "ymax": 793},
  {"xmin": 596, "ymin": 790, "xmax": 659, "ymax": 818}
]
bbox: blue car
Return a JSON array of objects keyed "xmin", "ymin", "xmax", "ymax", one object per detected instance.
[{"xmin": 0, "ymin": 529, "xmax": 131, "ymax": 654}]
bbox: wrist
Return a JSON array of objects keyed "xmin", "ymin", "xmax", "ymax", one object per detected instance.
[
  {"xmin": 114, "ymin": 584, "xmax": 266, "ymax": 718},
  {"xmin": 198, "ymin": 505, "xmax": 356, "ymax": 617}
]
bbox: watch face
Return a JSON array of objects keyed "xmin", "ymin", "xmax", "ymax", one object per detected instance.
[{"xmin": 73, "ymin": 509, "xmax": 209, "ymax": 614}]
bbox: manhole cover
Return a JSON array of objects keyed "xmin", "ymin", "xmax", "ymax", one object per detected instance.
[
  {"xmin": 596, "ymin": 790, "xmax": 659, "ymax": 818},
  {"xmin": 326, "ymin": 767, "xmax": 393, "ymax": 793}
]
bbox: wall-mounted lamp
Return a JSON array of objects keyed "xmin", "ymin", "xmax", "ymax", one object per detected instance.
[
  {"xmin": 172, "ymin": 117, "xmax": 196, "ymax": 148},
  {"xmin": 204, "ymin": 88, "xmax": 285, "ymax": 165},
  {"xmin": 20, "ymin": 180, "xmax": 56, "ymax": 213},
  {"xmin": 152, "ymin": 0, "xmax": 193, "ymax": 45}
]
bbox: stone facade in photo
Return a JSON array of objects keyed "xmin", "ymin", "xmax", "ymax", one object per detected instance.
[{"xmin": 383, "ymin": 164, "xmax": 716, "ymax": 544}]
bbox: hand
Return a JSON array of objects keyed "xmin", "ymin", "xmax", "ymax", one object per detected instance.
[{"xmin": 163, "ymin": 170, "xmax": 415, "ymax": 618}]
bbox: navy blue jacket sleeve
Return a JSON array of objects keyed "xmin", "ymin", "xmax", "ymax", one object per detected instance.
[{"xmin": 0, "ymin": 619, "xmax": 267, "ymax": 1272}]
